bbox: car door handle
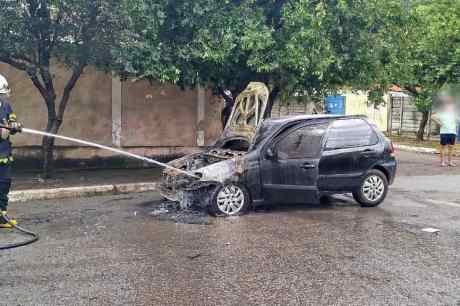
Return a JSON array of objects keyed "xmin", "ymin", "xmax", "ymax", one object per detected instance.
[
  {"xmin": 361, "ymin": 149, "xmax": 376, "ymax": 155},
  {"xmin": 301, "ymin": 163, "xmax": 316, "ymax": 169}
]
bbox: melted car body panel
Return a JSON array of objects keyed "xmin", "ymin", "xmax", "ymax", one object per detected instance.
[{"xmin": 158, "ymin": 82, "xmax": 269, "ymax": 207}]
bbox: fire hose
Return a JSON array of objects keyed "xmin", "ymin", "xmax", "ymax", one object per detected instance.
[{"xmin": 0, "ymin": 211, "xmax": 39, "ymax": 250}]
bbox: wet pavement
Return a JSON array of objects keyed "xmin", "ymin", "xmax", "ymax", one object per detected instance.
[{"xmin": 1, "ymin": 151, "xmax": 460, "ymax": 306}]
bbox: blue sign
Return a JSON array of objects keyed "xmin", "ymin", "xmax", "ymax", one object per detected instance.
[{"xmin": 325, "ymin": 96, "xmax": 345, "ymax": 115}]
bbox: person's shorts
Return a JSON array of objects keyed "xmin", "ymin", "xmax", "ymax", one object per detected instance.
[{"xmin": 440, "ymin": 134, "xmax": 457, "ymax": 146}]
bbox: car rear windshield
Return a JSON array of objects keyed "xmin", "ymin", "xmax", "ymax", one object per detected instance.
[{"xmin": 325, "ymin": 118, "xmax": 379, "ymax": 149}]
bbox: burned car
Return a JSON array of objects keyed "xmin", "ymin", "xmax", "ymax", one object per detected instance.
[{"xmin": 158, "ymin": 83, "xmax": 397, "ymax": 216}]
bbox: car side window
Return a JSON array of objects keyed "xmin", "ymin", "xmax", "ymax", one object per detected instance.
[
  {"xmin": 276, "ymin": 124, "xmax": 327, "ymax": 160},
  {"xmin": 325, "ymin": 119, "xmax": 378, "ymax": 150}
]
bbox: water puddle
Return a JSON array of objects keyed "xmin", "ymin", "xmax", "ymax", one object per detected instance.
[{"xmin": 139, "ymin": 200, "xmax": 210, "ymax": 225}]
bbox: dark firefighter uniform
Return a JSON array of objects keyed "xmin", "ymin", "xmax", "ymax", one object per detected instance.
[{"xmin": 0, "ymin": 96, "xmax": 19, "ymax": 217}]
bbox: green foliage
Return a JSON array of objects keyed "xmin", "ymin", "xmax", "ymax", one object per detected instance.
[
  {"xmin": 413, "ymin": 92, "xmax": 433, "ymax": 113},
  {"xmin": 0, "ymin": 0, "xmax": 122, "ymax": 72},
  {"xmin": 117, "ymin": 0, "xmax": 404, "ymax": 101},
  {"xmin": 390, "ymin": 0, "xmax": 460, "ymax": 111},
  {"xmin": 367, "ymin": 87, "xmax": 386, "ymax": 107}
]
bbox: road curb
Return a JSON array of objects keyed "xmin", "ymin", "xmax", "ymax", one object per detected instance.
[
  {"xmin": 9, "ymin": 182, "xmax": 157, "ymax": 203},
  {"xmin": 394, "ymin": 144, "xmax": 439, "ymax": 155},
  {"xmin": 395, "ymin": 144, "xmax": 460, "ymax": 156}
]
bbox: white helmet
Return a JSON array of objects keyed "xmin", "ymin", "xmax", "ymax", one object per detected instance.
[{"xmin": 0, "ymin": 74, "xmax": 11, "ymax": 95}]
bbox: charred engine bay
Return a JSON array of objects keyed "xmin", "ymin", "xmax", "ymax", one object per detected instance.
[
  {"xmin": 158, "ymin": 82, "xmax": 269, "ymax": 211},
  {"xmin": 159, "ymin": 148, "xmax": 246, "ymax": 209}
]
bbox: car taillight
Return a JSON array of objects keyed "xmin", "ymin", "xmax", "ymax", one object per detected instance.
[{"xmin": 389, "ymin": 141, "xmax": 395, "ymax": 155}]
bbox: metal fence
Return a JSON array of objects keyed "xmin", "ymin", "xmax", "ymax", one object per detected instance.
[
  {"xmin": 388, "ymin": 95, "xmax": 438, "ymax": 138},
  {"xmin": 270, "ymin": 100, "xmax": 319, "ymax": 117}
]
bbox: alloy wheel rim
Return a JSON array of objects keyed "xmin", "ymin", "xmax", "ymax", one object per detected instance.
[
  {"xmin": 216, "ymin": 185, "xmax": 245, "ymax": 215},
  {"xmin": 362, "ymin": 175, "xmax": 385, "ymax": 202}
]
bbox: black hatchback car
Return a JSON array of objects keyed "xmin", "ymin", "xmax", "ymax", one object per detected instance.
[
  {"xmin": 159, "ymin": 83, "xmax": 396, "ymax": 216},
  {"xmin": 242, "ymin": 115, "xmax": 397, "ymax": 208},
  {"xmin": 160, "ymin": 114, "xmax": 397, "ymax": 216}
]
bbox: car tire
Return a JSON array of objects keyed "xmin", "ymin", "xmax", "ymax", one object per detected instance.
[
  {"xmin": 209, "ymin": 183, "xmax": 251, "ymax": 217},
  {"xmin": 353, "ymin": 169, "xmax": 388, "ymax": 207}
]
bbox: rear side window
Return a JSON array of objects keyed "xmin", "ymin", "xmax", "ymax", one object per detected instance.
[
  {"xmin": 276, "ymin": 124, "xmax": 327, "ymax": 159},
  {"xmin": 325, "ymin": 119, "xmax": 378, "ymax": 150}
]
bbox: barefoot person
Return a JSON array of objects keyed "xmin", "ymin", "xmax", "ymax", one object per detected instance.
[
  {"xmin": 432, "ymin": 94, "xmax": 459, "ymax": 167},
  {"xmin": 0, "ymin": 74, "xmax": 22, "ymax": 228}
]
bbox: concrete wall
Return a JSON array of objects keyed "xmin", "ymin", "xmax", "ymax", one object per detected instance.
[
  {"xmin": 1, "ymin": 63, "xmax": 113, "ymax": 147},
  {"xmin": 122, "ymin": 81, "xmax": 198, "ymax": 147},
  {"xmin": 271, "ymin": 91, "xmax": 389, "ymax": 131},
  {"xmin": 0, "ymin": 63, "xmax": 223, "ymax": 168},
  {"xmin": 343, "ymin": 91, "xmax": 389, "ymax": 131}
]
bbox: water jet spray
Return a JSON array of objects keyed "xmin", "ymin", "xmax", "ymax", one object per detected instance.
[{"xmin": 17, "ymin": 127, "xmax": 200, "ymax": 178}]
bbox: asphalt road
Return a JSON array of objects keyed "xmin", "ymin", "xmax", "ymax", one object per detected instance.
[{"xmin": 1, "ymin": 151, "xmax": 460, "ymax": 306}]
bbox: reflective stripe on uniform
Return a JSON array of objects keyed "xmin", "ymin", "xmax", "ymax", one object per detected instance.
[{"xmin": 0, "ymin": 156, "xmax": 13, "ymax": 164}]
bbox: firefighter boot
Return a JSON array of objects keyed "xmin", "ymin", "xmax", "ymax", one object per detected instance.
[{"xmin": 0, "ymin": 211, "xmax": 16, "ymax": 229}]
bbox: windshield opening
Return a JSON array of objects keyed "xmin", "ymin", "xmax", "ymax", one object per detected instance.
[{"xmin": 221, "ymin": 139, "xmax": 250, "ymax": 151}]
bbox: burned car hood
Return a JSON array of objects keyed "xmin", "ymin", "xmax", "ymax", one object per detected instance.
[
  {"xmin": 216, "ymin": 82, "xmax": 269, "ymax": 149},
  {"xmin": 158, "ymin": 148, "xmax": 245, "ymax": 203},
  {"xmin": 158, "ymin": 82, "xmax": 268, "ymax": 205}
]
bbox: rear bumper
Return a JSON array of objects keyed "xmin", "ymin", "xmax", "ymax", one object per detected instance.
[{"xmin": 383, "ymin": 158, "xmax": 397, "ymax": 185}]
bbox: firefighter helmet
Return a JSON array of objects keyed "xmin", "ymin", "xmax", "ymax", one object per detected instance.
[{"xmin": 0, "ymin": 74, "xmax": 10, "ymax": 95}]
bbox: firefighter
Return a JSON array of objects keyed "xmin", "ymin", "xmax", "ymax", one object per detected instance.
[{"xmin": 0, "ymin": 74, "xmax": 22, "ymax": 228}]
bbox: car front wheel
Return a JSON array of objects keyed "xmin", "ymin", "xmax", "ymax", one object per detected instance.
[
  {"xmin": 353, "ymin": 169, "xmax": 388, "ymax": 207},
  {"xmin": 209, "ymin": 183, "xmax": 250, "ymax": 216}
]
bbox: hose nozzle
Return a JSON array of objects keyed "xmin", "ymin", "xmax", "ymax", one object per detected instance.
[{"xmin": 0, "ymin": 122, "xmax": 23, "ymax": 134}]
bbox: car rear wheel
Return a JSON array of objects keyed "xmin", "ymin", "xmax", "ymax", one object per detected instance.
[
  {"xmin": 209, "ymin": 183, "xmax": 250, "ymax": 217},
  {"xmin": 353, "ymin": 169, "xmax": 388, "ymax": 207}
]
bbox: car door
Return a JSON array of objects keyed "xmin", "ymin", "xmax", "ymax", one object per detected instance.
[
  {"xmin": 260, "ymin": 123, "xmax": 328, "ymax": 204},
  {"xmin": 318, "ymin": 118, "xmax": 380, "ymax": 191}
]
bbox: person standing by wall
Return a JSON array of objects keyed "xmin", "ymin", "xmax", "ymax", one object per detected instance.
[
  {"xmin": 431, "ymin": 93, "xmax": 459, "ymax": 167},
  {"xmin": 0, "ymin": 74, "xmax": 22, "ymax": 228},
  {"xmin": 221, "ymin": 90, "xmax": 234, "ymax": 129}
]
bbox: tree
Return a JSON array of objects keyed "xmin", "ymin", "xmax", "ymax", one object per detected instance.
[
  {"xmin": 118, "ymin": 0, "xmax": 400, "ymax": 118},
  {"xmin": 390, "ymin": 0, "xmax": 460, "ymax": 140},
  {"xmin": 0, "ymin": 0, "xmax": 121, "ymax": 177}
]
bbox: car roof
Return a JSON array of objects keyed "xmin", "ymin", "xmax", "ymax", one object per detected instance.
[
  {"xmin": 263, "ymin": 114, "xmax": 367, "ymax": 127},
  {"xmin": 249, "ymin": 115, "xmax": 371, "ymax": 150}
]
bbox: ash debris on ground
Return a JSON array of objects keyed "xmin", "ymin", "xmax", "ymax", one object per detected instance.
[{"xmin": 149, "ymin": 200, "xmax": 211, "ymax": 225}]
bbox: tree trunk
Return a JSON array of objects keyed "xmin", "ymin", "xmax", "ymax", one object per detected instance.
[
  {"xmin": 36, "ymin": 65, "xmax": 84, "ymax": 178},
  {"xmin": 42, "ymin": 135, "xmax": 55, "ymax": 179},
  {"xmin": 416, "ymin": 111, "xmax": 429, "ymax": 142},
  {"xmin": 42, "ymin": 118, "xmax": 62, "ymax": 178},
  {"xmin": 41, "ymin": 64, "xmax": 84, "ymax": 178},
  {"xmin": 264, "ymin": 86, "xmax": 280, "ymax": 118}
]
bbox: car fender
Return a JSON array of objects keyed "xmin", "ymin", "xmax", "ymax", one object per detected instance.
[{"xmin": 195, "ymin": 158, "xmax": 243, "ymax": 184}]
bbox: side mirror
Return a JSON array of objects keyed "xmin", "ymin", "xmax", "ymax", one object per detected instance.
[{"xmin": 266, "ymin": 147, "xmax": 277, "ymax": 159}]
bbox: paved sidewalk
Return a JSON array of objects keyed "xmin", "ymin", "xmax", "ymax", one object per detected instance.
[
  {"xmin": 11, "ymin": 167, "xmax": 162, "ymax": 191},
  {"xmin": 9, "ymin": 167, "xmax": 163, "ymax": 203},
  {"xmin": 392, "ymin": 136, "xmax": 460, "ymax": 157}
]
